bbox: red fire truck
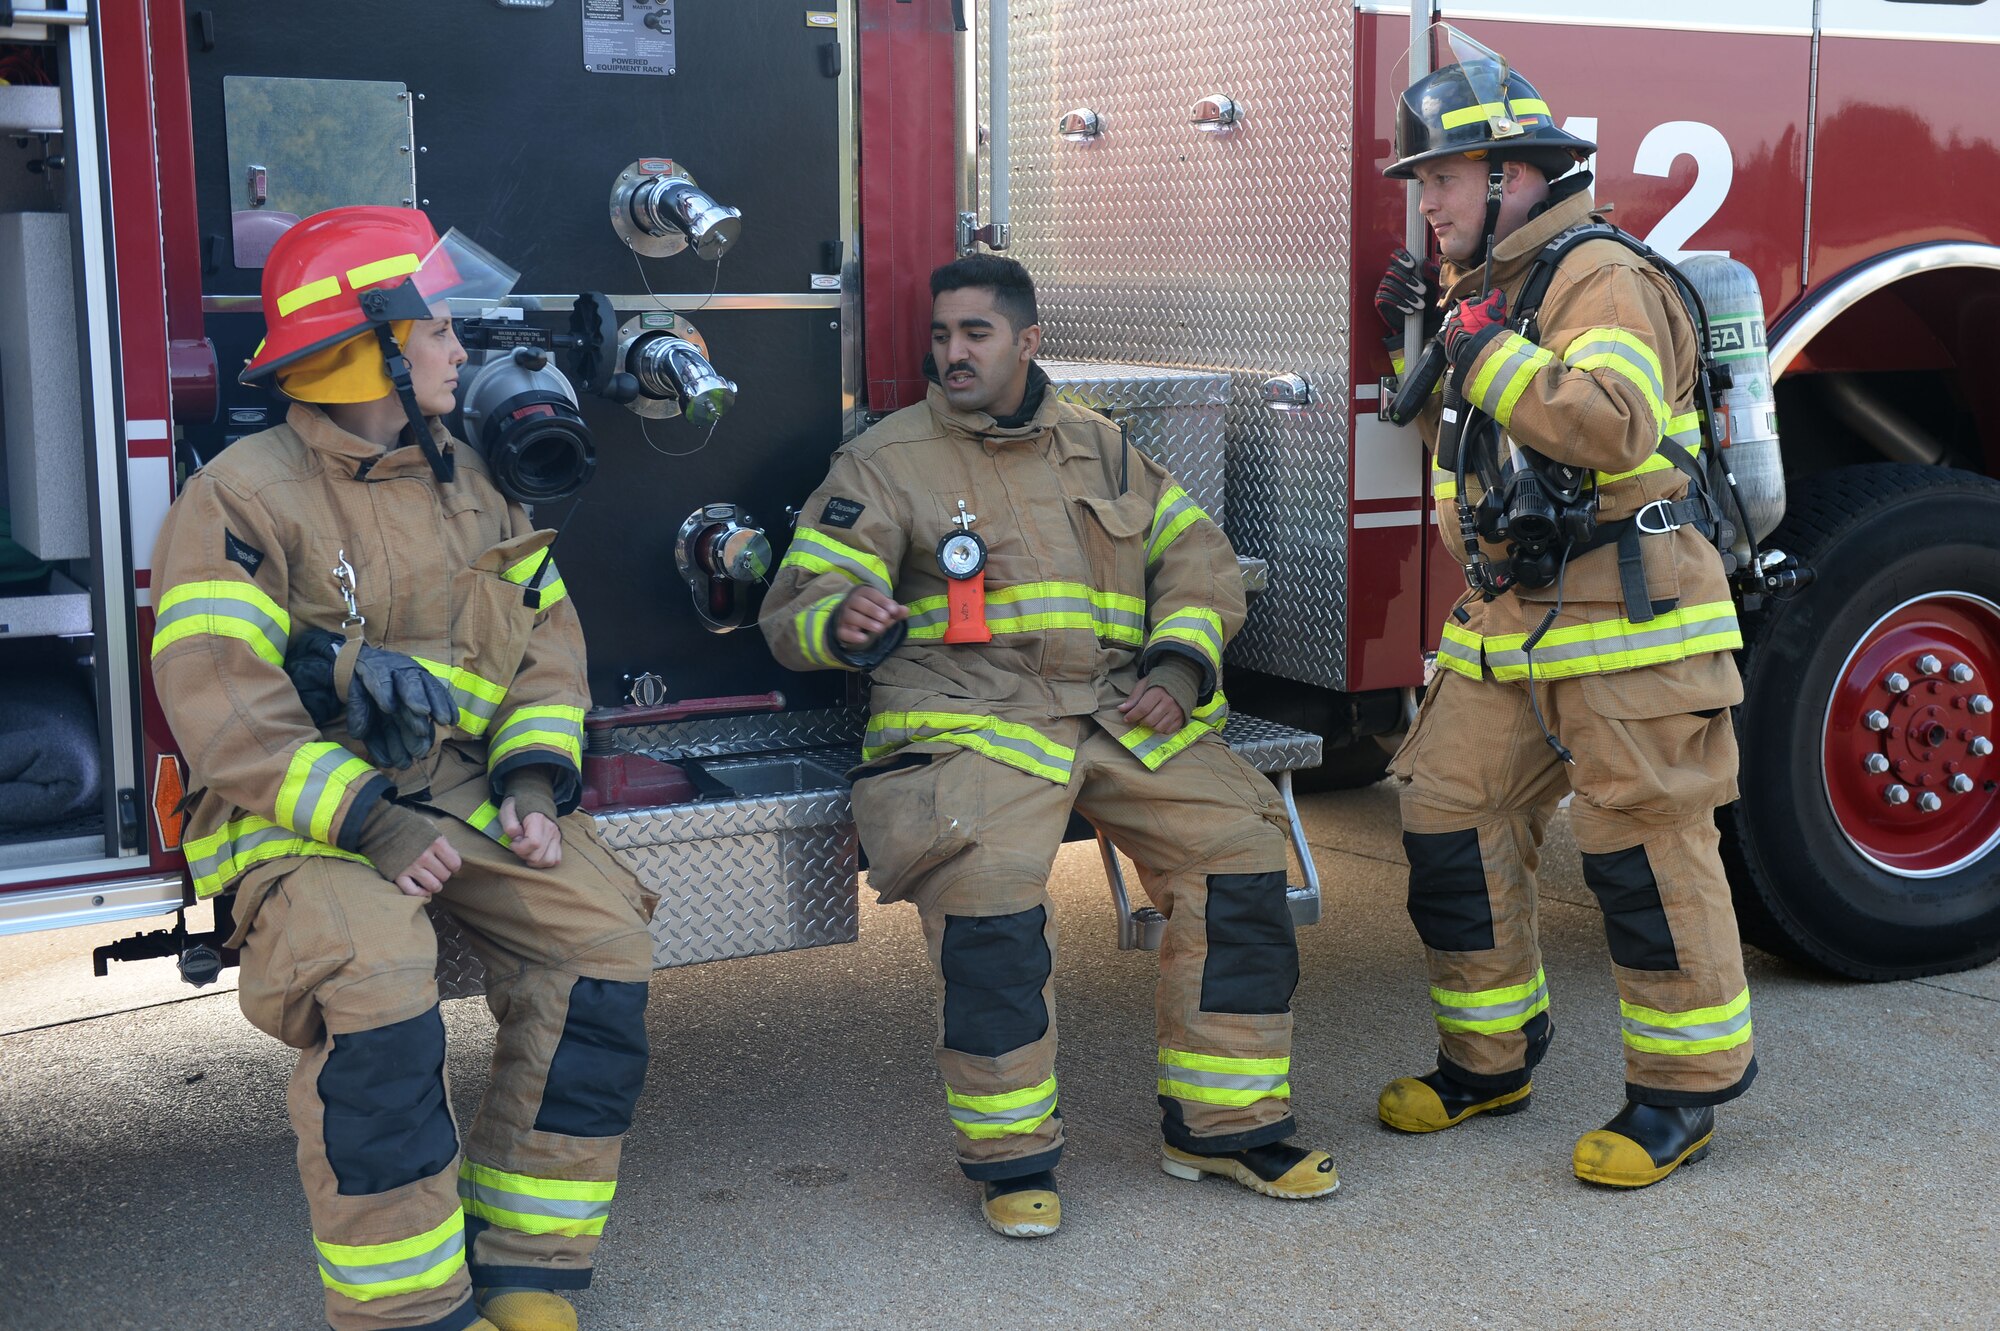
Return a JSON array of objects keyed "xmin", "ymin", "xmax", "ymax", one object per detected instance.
[{"xmin": 0, "ymin": 0, "xmax": 1994, "ymax": 986}]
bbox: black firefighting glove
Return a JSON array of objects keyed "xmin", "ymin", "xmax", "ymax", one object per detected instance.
[
  {"xmin": 283, "ymin": 629, "xmax": 456, "ymax": 770},
  {"xmin": 347, "ymin": 643, "xmax": 457, "ymax": 770},
  {"xmin": 1375, "ymin": 246, "xmax": 1441, "ymax": 339}
]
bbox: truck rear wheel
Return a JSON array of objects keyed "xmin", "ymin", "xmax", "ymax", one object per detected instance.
[{"xmin": 1721, "ymin": 463, "xmax": 2000, "ymax": 978}]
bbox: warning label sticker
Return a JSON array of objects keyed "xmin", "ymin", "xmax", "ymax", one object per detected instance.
[{"xmin": 582, "ymin": 0, "xmax": 675, "ymax": 78}]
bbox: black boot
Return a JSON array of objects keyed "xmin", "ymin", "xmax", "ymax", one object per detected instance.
[
  {"xmin": 1378, "ymin": 1068, "xmax": 1532, "ymax": 1133},
  {"xmin": 1573, "ymin": 1101, "xmax": 1716, "ymax": 1187},
  {"xmin": 982, "ymin": 1169, "xmax": 1060, "ymax": 1237}
]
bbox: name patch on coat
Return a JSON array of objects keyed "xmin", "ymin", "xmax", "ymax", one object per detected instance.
[
  {"xmin": 821, "ymin": 497, "xmax": 866, "ymax": 529},
  {"xmin": 223, "ymin": 529, "xmax": 265, "ymax": 576}
]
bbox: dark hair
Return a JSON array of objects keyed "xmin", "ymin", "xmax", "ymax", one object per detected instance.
[{"xmin": 930, "ymin": 255, "xmax": 1039, "ymax": 332}]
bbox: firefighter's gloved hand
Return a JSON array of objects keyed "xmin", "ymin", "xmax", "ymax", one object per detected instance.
[
  {"xmin": 347, "ymin": 644, "xmax": 457, "ymax": 771},
  {"xmin": 1375, "ymin": 246, "xmax": 1439, "ymax": 334},
  {"xmin": 1442, "ymin": 289, "xmax": 1508, "ymax": 368},
  {"xmin": 284, "ymin": 627, "xmax": 348, "ymax": 728}
]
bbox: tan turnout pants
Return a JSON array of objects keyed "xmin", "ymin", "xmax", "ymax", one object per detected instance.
[
  {"xmin": 1390, "ymin": 653, "xmax": 1756, "ymax": 1107},
  {"xmin": 231, "ymin": 809, "xmax": 656, "ymax": 1331},
  {"xmin": 850, "ymin": 721, "xmax": 1299, "ymax": 1180}
]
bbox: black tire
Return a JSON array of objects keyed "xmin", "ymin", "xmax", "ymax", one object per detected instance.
[{"xmin": 1720, "ymin": 463, "xmax": 2000, "ymax": 979}]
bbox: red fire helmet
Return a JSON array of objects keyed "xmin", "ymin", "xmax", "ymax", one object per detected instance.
[{"xmin": 239, "ymin": 205, "xmax": 517, "ymax": 386}]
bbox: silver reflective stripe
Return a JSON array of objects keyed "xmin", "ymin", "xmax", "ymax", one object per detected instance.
[
  {"xmin": 316, "ymin": 1229, "xmax": 464, "ymax": 1288},
  {"xmin": 905, "ymin": 603, "xmax": 948, "ymax": 634},
  {"xmin": 1434, "ymin": 977, "xmax": 1549, "ymax": 1024},
  {"xmin": 186, "ymin": 821, "xmax": 298, "ymax": 882},
  {"xmin": 491, "ymin": 712, "xmax": 584, "ymax": 753},
  {"xmin": 948, "ymin": 1089, "xmax": 1058, "ymax": 1128},
  {"xmin": 1436, "ymin": 635, "xmax": 1481, "ymax": 670},
  {"xmin": 1470, "ymin": 341, "xmax": 1544, "ymax": 413},
  {"xmin": 1563, "ymin": 337, "xmax": 1666, "ymax": 402},
  {"xmin": 873, "ymin": 721, "xmax": 1064, "ymax": 773},
  {"xmin": 1483, "ymin": 606, "xmax": 1739, "ymax": 671},
  {"xmin": 289, "ymin": 747, "xmax": 357, "ymax": 832},
  {"xmin": 458, "ymin": 1178, "xmax": 611, "ymax": 1224},
  {"xmin": 1094, "ymin": 603, "xmax": 1145, "ymax": 637},
  {"xmin": 1156, "ymin": 1064, "xmax": 1288, "ymax": 1094},
  {"xmin": 154, "ymin": 594, "xmax": 289, "ymax": 659},
  {"xmin": 1622, "ymin": 1006, "xmax": 1753, "ymax": 1046}
]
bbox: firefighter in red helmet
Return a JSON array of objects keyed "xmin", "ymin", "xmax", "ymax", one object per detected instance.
[
  {"xmin": 1373, "ymin": 45, "xmax": 1756, "ymax": 1188},
  {"xmin": 151, "ymin": 206, "xmax": 655, "ymax": 1331}
]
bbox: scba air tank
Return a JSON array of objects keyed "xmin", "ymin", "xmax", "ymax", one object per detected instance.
[{"xmin": 1680, "ymin": 254, "xmax": 1786, "ymax": 553}]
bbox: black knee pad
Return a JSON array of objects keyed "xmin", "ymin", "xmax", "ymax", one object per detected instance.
[
  {"xmin": 319, "ymin": 1006, "xmax": 457, "ymax": 1196},
  {"xmin": 1200, "ymin": 870, "xmax": 1298, "ymax": 1015},
  {"xmin": 534, "ymin": 978, "xmax": 652, "ymax": 1137},
  {"xmin": 941, "ymin": 907, "xmax": 1051, "ymax": 1058},
  {"xmin": 1404, "ymin": 828, "xmax": 1496, "ymax": 952},
  {"xmin": 1580, "ymin": 846, "xmax": 1680, "ymax": 971}
]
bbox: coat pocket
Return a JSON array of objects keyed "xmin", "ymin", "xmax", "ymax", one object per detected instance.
[
  {"xmin": 450, "ymin": 529, "xmax": 556, "ymax": 724},
  {"xmin": 1073, "ymin": 492, "xmax": 1152, "ymax": 595},
  {"xmin": 849, "ymin": 749, "xmax": 980, "ymax": 903}
]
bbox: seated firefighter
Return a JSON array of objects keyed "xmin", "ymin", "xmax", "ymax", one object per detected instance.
[
  {"xmin": 150, "ymin": 206, "xmax": 655, "ymax": 1331},
  {"xmin": 760, "ymin": 255, "xmax": 1336, "ymax": 1238}
]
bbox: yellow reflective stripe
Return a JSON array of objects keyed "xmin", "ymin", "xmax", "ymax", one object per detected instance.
[
  {"xmin": 778, "ymin": 528, "xmax": 893, "ymax": 593},
  {"xmin": 182, "ymin": 815, "xmax": 372, "ymax": 898},
  {"xmin": 1149, "ymin": 607, "xmax": 1225, "ymax": 669},
  {"xmin": 1432, "ymin": 468, "xmax": 1458, "ymax": 502},
  {"xmin": 1148, "ymin": 485, "xmax": 1212, "ymax": 564},
  {"xmin": 345, "ymin": 252, "xmax": 421, "ymax": 290},
  {"xmin": 459, "ymin": 1161, "xmax": 615, "ymax": 1238},
  {"xmin": 1117, "ymin": 692, "xmax": 1228, "ymax": 770},
  {"xmin": 945, "ymin": 1077, "xmax": 1058, "ymax": 1139},
  {"xmin": 1390, "ymin": 348, "xmax": 1406, "ymax": 376},
  {"xmin": 152, "ymin": 579, "xmax": 292, "ymax": 665},
  {"xmin": 1157, "ymin": 1048, "xmax": 1291, "ymax": 1107},
  {"xmin": 1476, "ymin": 599, "xmax": 1743, "ymax": 681},
  {"xmin": 275, "ymin": 273, "xmax": 343, "ymax": 316},
  {"xmin": 276, "ymin": 742, "xmax": 376, "ymax": 843},
  {"xmin": 489, "ymin": 704, "xmax": 585, "ymax": 767},
  {"xmin": 1438, "ymin": 97, "xmax": 1553, "ymax": 129},
  {"xmin": 537, "ymin": 575, "xmax": 568, "ymax": 609},
  {"xmin": 1158, "ymin": 1049, "xmax": 1289, "ymax": 1076},
  {"xmin": 502, "ymin": 550, "xmax": 551, "ymax": 586},
  {"xmin": 1466, "ymin": 331, "xmax": 1555, "ymax": 428},
  {"xmin": 1597, "ymin": 413, "xmax": 1704, "ymax": 486},
  {"xmin": 793, "ymin": 593, "xmax": 850, "ymax": 669},
  {"xmin": 314, "ymin": 1211, "xmax": 465, "ymax": 1303},
  {"xmin": 465, "ymin": 800, "xmax": 514, "ymax": 848},
  {"xmin": 1621, "ymin": 986, "xmax": 1754, "ymax": 1056},
  {"xmin": 863, "ymin": 710, "xmax": 1074, "ymax": 783},
  {"xmin": 1432, "ymin": 967, "xmax": 1551, "ymax": 1034},
  {"xmin": 1563, "ymin": 327, "xmax": 1669, "ymax": 431},
  {"xmin": 411, "ymin": 657, "xmax": 506, "ymax": 736}
]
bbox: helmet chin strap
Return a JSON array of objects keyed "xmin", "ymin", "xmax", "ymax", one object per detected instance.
[
  {"xmin": 1476, "ymin": 161, "xmax": 1506, "ymax": 296},
  {"xmin": 361, "ymin": 286, "xmax": 455, "ymax": 484}
]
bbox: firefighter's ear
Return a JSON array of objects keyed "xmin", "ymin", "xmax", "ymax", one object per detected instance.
[{"xmin": 1017, "ymin": 322, "xmax": 1042, "ymax": 363}]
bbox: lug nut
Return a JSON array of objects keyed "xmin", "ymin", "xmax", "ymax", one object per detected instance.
[
  {"xmin": 1951, "ymin": 663, "xmax": 1976, "ymax": 684},
  {"xmin": 1917, "ymin": 654, "xmax": 1943, "ymax": 675},
  {"xmin": 1974, "ymin": 737, "xmax": 1995, "ymax": 757},
  {"xmin": 1864, "ymin": 709, "xmax": 1890, "ymax": 731},
  {"xmin": 1884, "ymin": 784, "xmax": 1911, "ymax": 805},
  {"xmin": 1884, "ymin": 672, "xmax": 1910, "ymax": 694},
  {"xmin": 1974, "ymin": 695, "xmax": 1994, "ymax": 715},
  {"xmin": 1863, "ymin": 753, "xmax": 1890, "ymax": 774},
  {"xmin": 1919, "ymin": 791, "xmax": 1944, "ymax": 812},
  {"xmin": 1951, "ymin": 774, "xmax": 1975, "ymax": 794}
]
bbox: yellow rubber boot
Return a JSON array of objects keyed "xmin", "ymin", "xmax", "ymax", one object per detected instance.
[
  {"xmin": 981, "ymin": 1170, "xmax": 1061, "ymax": 1238},
  {"xmin": 1378, "ymin": 1069, "xmax": 1532, "ymax": 1133},
  {"xmin": 1573, "ymin": 1102, "xmax": 1715, "ymax": 1188},
  {"xmin": 477, "ymin": 1288, "xmax": 578, "ymax": 1331},
  {"xmin": 1161, "ymin": 1141, "xmax": 1339, "ymax": 1199}
]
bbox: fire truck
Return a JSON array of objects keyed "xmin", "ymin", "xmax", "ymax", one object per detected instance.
[{"xmin": 0, "ymin": 0, "xmax": 1995, "ymax": 988}]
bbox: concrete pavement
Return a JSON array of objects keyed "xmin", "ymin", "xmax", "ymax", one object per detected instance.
[{"xmin": 1, "ymin": 781, "xmax": 1994, "ymax": 1330}]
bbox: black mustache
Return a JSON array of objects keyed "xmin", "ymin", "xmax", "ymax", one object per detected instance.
[{"xmin": 946, "ymin": 361, "xmax": 975, "ymax": 377}]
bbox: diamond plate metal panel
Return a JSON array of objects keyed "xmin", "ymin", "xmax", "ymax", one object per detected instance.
[
  {"xmin": 1041, "ymin": 360, "xmax": 1230, "ymax": 527},
  {"xmin": 603, "ymin": 707, "xmax": 865, "ymax": 762},
  {"xmin": 1224, "ymin": 713, "xmax": 1324, "ymax": 774},
  {"xmin": 432, "ymin": 770, "xmax": 858, "ymax": 997},
  {"xmin": 984, "ymin": 1, "xmax": 1356, "ymax": 688}
]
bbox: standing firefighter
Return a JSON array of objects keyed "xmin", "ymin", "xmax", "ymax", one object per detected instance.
[
  {"xmin": 150, "ymin": 207, "xmax": 655, "ymax": 1331},
  {"xmin": 760, "ymin": 256, "xmax": 1336, "ymax": 1237},
  {"xmin": 1374, "ymin": 51, "xmax": 1756, "ymax": 1186}
]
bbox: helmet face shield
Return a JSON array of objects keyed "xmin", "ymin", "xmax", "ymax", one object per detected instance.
[
  {"xmin": 416, "ymin": 228, "xmax": 520, "ymax": 309},
  {"xmin": 1440, "ymin": 26, "xmax": 1522, "ymax": 140},
  {"xmin": 1383, "ymin": 27, "xmax": 1593, "ymax": 179}
]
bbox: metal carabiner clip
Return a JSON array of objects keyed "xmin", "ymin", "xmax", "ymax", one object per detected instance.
[
  {"xmin": 1634, "ymin": 499, "xmax": 1683, "ymax": 537},
  {"xmin": 332, "ymin": 549, "xmax": 366, "ymax": 630}
]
